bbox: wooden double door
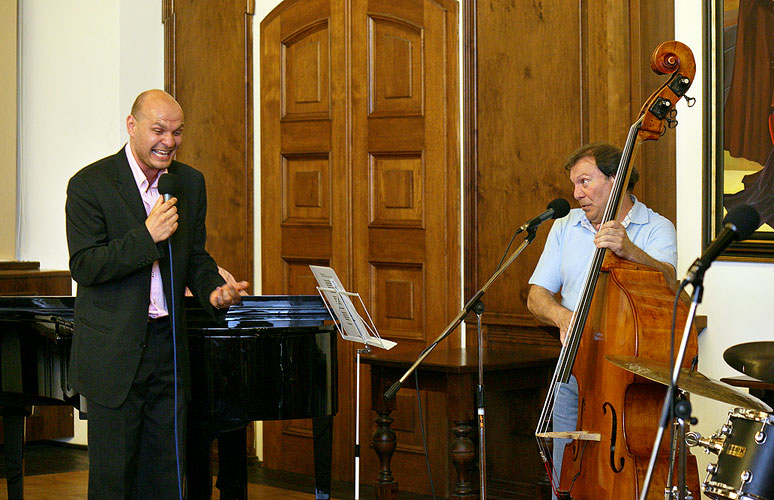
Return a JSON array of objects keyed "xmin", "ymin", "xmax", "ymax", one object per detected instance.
[{"xmin": 260, "ymin": 0, "xmax": 460, "ymax": 487}]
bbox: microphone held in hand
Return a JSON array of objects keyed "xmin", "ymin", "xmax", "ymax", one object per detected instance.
[
  {"xmin": 158, "ymin": 173, "xmax": 179, "ymax": 202},
  {"xmin": 683, "ymin": 204, "xmax": 760, "ymax": 284},
  {"xmin": 519, "ymin": 198, "xmax": 571, "ymax": 233}
]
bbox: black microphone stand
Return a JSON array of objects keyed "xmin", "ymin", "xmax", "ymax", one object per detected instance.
[{"xmin": 384, "ymin": 224, "xmax": 541, "ymax": 499}]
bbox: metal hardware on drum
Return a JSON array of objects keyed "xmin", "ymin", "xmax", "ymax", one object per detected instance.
[
  {"xmin": 690, "ymin": 408, "xmax": 774, "ymax": 500},
  {"xmin": 667, "ymin": 485, "xmax": 694, "ymax": 500},
  {"xmin": 685, "ymin": 431, "xmax": 724, "ymax": 454}
]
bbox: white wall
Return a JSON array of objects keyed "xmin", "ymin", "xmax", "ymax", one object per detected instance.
[
  {"xmin": 18, "ymin": 0, "xmax": 163, "ymax": 445},
  {"xmin": 676, "ymin": 1, "xmax": 774, "ymax": 495}
]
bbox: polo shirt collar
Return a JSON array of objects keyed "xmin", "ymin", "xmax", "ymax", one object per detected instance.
[{"xmin": 574, "ymin": 194, "xmax": 646, "ymax": 233}]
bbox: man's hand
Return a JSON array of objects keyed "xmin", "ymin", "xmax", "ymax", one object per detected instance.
[
  {"xmin": 209, "ymin": 281, "xmax": 250, "ymax": 309},
  {"xmin": 556, "ymin": 308, "xmax": 573, "ymax": 345},
  {"xmin": 594, "ymin": 220, "xmax": 635, "ymax": 259},
  {"xmin": 145, "ymin": 196, "xmax": 179, "ymax": 243},
  {"xmin": 595, "ymin": 220, "xmax": 676, "ymax": 284},
  {"xmin": 527, "ymin": 285, "xmax": 574, "ymax": 346}
]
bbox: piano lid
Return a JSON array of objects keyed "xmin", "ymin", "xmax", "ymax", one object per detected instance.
[
  {"xmin": 0, "ymin": 295, "xmax": 333, "ymax": 330},
  {"xmin": 185, "ymin": 295, "xmax": 332, "ymax": 329}
]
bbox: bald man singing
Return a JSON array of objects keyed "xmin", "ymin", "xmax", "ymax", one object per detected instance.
[{"xmin": 66, "ymin": 89, "xmax": 248, "ymax": 500}]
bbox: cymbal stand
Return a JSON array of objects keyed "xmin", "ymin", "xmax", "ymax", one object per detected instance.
[
  {"xmin": 665, "ymin": 395, "xmax": 695, "ymax": 500},
  {"xmin": 639, "ymin": 282, "xmax": 702, "ymax": 500}
]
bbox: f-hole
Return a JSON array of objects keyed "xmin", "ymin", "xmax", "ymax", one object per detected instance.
[{"xmin": 603, "ymin": 402, "xmax": 624, "ymax": 472}]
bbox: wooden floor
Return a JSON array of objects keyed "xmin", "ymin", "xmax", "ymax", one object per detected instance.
[
  {"xmin": 0, "ymin": 442, "xmax": 436, "ymax": 500},
  {"xmin": 0, "ymin": 471, "xmax": 340, "ymax": 500}
]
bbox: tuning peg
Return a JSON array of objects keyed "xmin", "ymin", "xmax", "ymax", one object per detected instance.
[{"xmin": 684, "ymin": 95, "xmax": 696, "ymax": 107}]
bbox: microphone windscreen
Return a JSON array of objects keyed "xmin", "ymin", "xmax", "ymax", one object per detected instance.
[
  {"xmin": 724, "ymin": 204, "xmax": 760, "ymax": 240},
  {"xmin": 548, "ymin": 198, "xmax": 571, "ymax": 219},
  {"xmin": 158, "ymin": 173, "xmax": 178, "ymax": 197}
]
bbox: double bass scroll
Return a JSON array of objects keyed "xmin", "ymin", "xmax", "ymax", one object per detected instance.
[{"xmin": 535, "ymin": 41, "xmax": 698, "ymax": 500}]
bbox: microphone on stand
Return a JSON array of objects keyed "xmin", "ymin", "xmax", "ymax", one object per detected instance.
[
  {"xmin": 682, "ymin": 204, "xmax": 760, "ymax": 284},
  {"xmin": 158, "ymin": 173, "xmax": 178, "ymax": 203},
  {"xmin": 518, "ymin": 198, "xmax": 571, "ymax": 233}
]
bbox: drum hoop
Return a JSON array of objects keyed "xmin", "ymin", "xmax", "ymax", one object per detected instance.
[
  {"xmin": 731, "ymin": 407, "xmax": 774, "ymax": 424},
  {"xmin": 703, "ymin": 480, "xmax": 770, "ymax": 500}
]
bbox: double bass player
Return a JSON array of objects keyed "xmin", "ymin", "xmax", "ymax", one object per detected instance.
[{"xmin": 527, "ymin": 142, "xmax": 677, "ymax": 498}]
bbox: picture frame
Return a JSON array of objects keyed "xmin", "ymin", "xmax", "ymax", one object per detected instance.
[{"xmin": 703, "ymin": 0, "xmax": 774, "ymax": 261}]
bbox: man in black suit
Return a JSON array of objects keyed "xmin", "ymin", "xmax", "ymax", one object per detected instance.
[{"xmin": 65, "ymin": 89, "xmax": 248, "ymax": 500}]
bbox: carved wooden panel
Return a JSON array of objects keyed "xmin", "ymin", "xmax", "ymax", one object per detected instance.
[
  {"xmin": 369, "ymin": 153, "xmax": 423, "ymax": 226},
  {"xmin": 262, "ymin": 0, "xmax": 458, "ymax": 489},
  {"xmin": 368, "ymin": 16, "xmax": 423, "ymax": 116},
  {"xmin": 261, "ymin": 0, "xmax": 351, "ymax": 480},
  {"xmin": 283, "ymin": 22, "xmax": 330, "ymax": 119},
  {"xmin": 353, "ymin": 0, "xmax": 459, "ymax": 358},
  {"xmin": 282, "ymin": 154, "xmax": 330, "ymax": 223},
  {"xmin": 371, "ymin": 263, "xmax": 424, "ymax": 340}
]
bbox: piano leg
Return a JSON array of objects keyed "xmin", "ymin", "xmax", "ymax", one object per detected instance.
[
  {"xmin": 186, "ymin": 426, "xmax": 248, "ymax": 500},
  {"xmin": 312, "ymin": 415, "xmax": 332, "ymax": 500},
  {"xmin": 185, "ymin": 427, "xmax": 213, "ymax": 499},
  {"xmin": 2, "ymin": 414, "xmax": 25, "ymax": 500},
  {"xmin": 214, "ymin": 428, "xmax": 248, "ymax": 500}
]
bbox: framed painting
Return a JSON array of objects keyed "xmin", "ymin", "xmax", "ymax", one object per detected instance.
[{"xmin": 704, "ymin": 0, "xmax": 774, "ymax": 261}]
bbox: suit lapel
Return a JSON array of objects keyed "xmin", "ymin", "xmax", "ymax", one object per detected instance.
[{"xmin": 112, "ymin": 147, "xmax": 148, "ymax": 225}]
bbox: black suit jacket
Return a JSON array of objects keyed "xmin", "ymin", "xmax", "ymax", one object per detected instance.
[{"xmin": 65, "ymin": 147, "xmax": 224, "ymax": 408}]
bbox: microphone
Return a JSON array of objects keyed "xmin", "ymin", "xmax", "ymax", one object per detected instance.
[
  {"xmin": 683, "ymin": 204, "xmax": 760, "ymax": 284},
  {"xmin": 519, "ymin": 198, "xmax": 571, "ymax": 232},
  {"xmin": 158, "ymin": 173, "xmax": 178, "ymax": 202}
]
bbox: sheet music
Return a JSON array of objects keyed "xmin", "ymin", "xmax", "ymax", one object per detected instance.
[{"xmin": 310, "ymin": 265, "xmax": 396, "ymax": 350}]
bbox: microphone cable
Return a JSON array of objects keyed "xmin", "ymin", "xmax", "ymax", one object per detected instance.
[
  {"xmin": 167, "ymin": 239, "xmax": 184, "ymax": 500},
  {"xmin": 414, "ymin": 370, "xmax": 437, "ymax": 500}
]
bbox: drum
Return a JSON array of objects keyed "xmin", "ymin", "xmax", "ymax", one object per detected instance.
[{"xmin": 703, "ymin": 408, "xmax": 774, "ymax": 500}]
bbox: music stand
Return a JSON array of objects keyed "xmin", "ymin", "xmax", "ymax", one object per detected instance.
[{"xmin": 310, "ymin": 266, "xmax": 396, "ymax": 500}]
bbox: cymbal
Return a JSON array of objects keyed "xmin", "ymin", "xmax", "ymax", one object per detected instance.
[
  {"xmin": 724, "ymin": 342, "xmax": 774, "ymax": 385},
  {"xmin": 605, "ymin": 355, "xmax": 772, "ymax": 412}
]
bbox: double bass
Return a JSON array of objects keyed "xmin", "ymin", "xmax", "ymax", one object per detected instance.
[{"xmin": 535, "ymin": 41, "xmax": 699, "ymax": 499}]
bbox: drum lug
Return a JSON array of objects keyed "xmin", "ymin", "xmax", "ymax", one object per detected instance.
[
  {"xmin": 685, "ymin": 431, "xmax": 724, "ymax": 454},
  {"xmin": 755, "ymin": 430, "xmax": 766, "ymax": 444},
  {"xmin": 706, "ymin": 463, "xmax": 718, "ymax": 475},
  {"xmin": 666, "ymin": 485, "xmax": 694, "ymax": 500}
]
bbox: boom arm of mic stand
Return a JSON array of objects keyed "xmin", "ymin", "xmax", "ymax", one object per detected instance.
[{"xmin": 384, "ymin": 228, "xmax": 538, "ymax": 400}]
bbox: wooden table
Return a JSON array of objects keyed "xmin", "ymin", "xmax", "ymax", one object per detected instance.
[{"xmin": 361, "ymin": 345, "xmax": 559, "ymax": 500}]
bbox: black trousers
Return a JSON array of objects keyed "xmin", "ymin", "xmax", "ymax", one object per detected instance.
[{"xmin": 86, "ymin": 319, "xmax": 186, "ymax": 500}]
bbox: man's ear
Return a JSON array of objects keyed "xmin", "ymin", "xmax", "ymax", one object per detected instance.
[{"xmin": 126, "ymin": 114, "xmax": 136, "ymax": 136}]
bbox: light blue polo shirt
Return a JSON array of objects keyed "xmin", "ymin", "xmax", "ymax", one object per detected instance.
[{"xmin": 528, "ymin": 196, "xmax": 677, "ymax": 311}]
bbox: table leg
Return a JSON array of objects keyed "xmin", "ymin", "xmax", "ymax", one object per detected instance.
[
  {"xmin": 447, "ymin": 372, "xmax": 477, "ymax": 500},
  {"xmin": 450, "ymin": 420, "xmax": 477, "ymax": 500},
  {"xmin": 372, "ymin": 407, "xmax": 398, "ymax": 499},
  {"xmin": 371, "ymin": 365, "xmax": 398, "ymax": 500}
]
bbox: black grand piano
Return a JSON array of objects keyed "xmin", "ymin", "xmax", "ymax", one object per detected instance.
[{"xmin": 0, "ymin": 295, "xmax": 337, "ymax": 500}]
